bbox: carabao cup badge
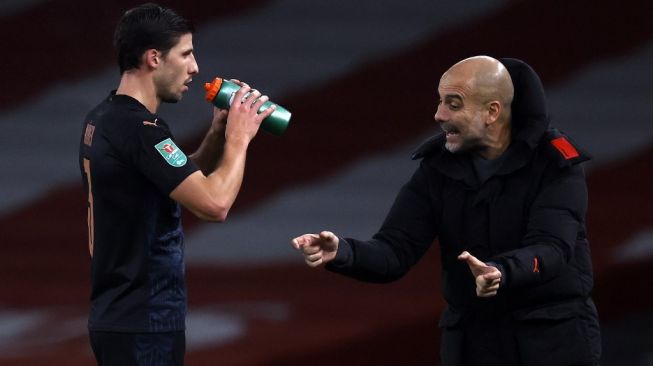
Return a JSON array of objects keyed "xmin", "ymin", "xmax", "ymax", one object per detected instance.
[{"xmin": 155, "ymin": 138, "xmax": 187, "ymax": 167}]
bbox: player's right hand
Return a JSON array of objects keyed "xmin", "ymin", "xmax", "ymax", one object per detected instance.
[{"xmin": 291, "ymin": 231, "xmax": 339, "ymax": 268}]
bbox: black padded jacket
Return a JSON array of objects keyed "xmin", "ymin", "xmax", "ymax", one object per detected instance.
[{"xmin": 326, "ymin": 58, "xmax": 600, "ymax": 364}]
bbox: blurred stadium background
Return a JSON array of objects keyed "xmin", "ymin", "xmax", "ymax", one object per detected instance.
[{"xmin": 1, "ymin": 0, "xmax": 651, "ymax": 365}]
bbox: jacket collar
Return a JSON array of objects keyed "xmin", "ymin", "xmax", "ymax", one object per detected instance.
[
  {"xmin": 499, "ymin": 58, "xmax": 550, "ymax": 150},
  {"xmin": 415, "ymin": 137, "xmax": 533, "ymax": 188}
]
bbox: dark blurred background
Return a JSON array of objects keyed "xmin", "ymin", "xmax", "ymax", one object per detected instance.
[{"xmin": 1, "ymin": 0, "xmax": 652, "ymax": 365}]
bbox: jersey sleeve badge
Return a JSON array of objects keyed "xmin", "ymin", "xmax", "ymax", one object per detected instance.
[{"xmin": 154, "ymin": 138, "xmax": 188, "ymax": 167}]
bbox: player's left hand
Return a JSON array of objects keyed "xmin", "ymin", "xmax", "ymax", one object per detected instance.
[{"xmin": 458, "ymin": 251, "xmax": 502, "ymax": 297}]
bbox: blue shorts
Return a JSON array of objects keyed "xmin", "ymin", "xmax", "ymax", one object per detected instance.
[{"xmin": 89, "ymin": 331, "xmax": 185, "ymax": 366}]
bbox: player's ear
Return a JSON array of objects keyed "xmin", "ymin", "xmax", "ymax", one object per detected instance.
[{"xmin": 143, "ymin": 49, "xmax": 160, "ymax": 69}]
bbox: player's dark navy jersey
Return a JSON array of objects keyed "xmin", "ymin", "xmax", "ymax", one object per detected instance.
[{"xmin": 79, "ymin": 92, "xmax": 199, "ymax": 332}]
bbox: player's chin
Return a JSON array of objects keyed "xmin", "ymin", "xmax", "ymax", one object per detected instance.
[{"xmin": 161, "ymin": 93, "xmax": 182, "ymax": 104}]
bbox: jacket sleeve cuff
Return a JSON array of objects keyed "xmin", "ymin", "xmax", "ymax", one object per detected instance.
[
  {"xmin": 487, "ymin": 261, "xmax": 508, "ymax": 288},
  {"xmin": 326, "ymin": 237, "xmax": 353, "ymax": 269}
]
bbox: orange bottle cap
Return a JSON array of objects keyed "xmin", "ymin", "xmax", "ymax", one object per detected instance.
[{"xmin": 204, "ymin": 77, "xmax": 223, "ymax": 101}]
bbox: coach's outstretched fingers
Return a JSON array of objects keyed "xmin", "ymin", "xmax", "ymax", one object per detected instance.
[
  {"xmin": 291, "ymin": 231, "xmax": 340, "ymax": 268},
  {"xmin": 458, "ymin": 251, "xmax": 502, "ymax": 297}
]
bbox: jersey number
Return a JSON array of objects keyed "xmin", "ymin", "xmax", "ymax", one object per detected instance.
[{"xmin": 83, "ymin": 158, "xmax": 94, "ymax": 257}]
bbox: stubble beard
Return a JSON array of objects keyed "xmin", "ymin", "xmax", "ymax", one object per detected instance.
[
  {"xmin": 154, "ymin": 75, "xmax": 183, "ymax": 104},
  {"xmin": 159, "ymin": 87, "xmax": 182, "ymax": 104},
  {"xmin": 445, "ymin": 135, "xmax": 484, "ymax": 155},
  {"xmin": 444, "ymin": 141, "xmax": 461, "ymax": 154}
]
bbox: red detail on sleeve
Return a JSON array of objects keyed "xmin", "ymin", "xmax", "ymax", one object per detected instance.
[
  {"xmin": 551, "ymin": 137, "xmax": 579, "ymax": 160},
  {"xmin": 533, "ymin": 257, "xmax": 540, "ymax": 273}
]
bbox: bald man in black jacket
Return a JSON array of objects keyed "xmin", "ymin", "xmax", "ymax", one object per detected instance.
[{"xmin": 292, "ymin": 56, "xmax": 601, "ymax": 366}]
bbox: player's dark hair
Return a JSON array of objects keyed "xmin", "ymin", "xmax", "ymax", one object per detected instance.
[{"xmin": 113, "ymin": 3, "xmax": 194, "ymax": 74}]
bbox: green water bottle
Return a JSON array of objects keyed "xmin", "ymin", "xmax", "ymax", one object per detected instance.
[{"xmin": 203, "ymin": 77, "xmax": 291, "ymax": 135}]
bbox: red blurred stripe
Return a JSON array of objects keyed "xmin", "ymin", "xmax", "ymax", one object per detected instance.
[
  {"xmin": 1, "ymin": 0, "xmax": 651, "ymax": 306},
  {"xmin": 0, "ymin": 0, "xmax": 273, "ymax": 112}
]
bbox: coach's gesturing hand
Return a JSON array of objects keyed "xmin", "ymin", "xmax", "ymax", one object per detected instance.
[
  {"xmin": 291, "ymin": 231, "xmax": 339, "ymax": 268},
  {"xmin": 458, "ymin": 251, "xmax": 502, "ymax": 297}
]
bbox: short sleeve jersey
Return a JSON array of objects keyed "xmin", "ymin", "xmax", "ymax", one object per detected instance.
[{"xmin": 78, "ymin": 93, "xmax": 199, "ymax": 332}]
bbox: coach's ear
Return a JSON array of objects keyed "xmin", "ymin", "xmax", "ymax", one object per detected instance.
[{"xmin": 485, "ymin": 100, "xmax": 502, "ymax": 126}]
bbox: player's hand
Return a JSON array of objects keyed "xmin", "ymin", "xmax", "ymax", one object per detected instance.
[
  {"xmin": 209, "ymin": 106, "xmax": 229, "ymax": 134},
  {"xmin": 224, "ymin": 81, "xmax": 276, "ymax": 145},
  {"xmin": 208, "ymin": 79, "xmax": 243, "ymax": 134},
  {"xmin": 291, "ymin": 231, "xmax": 339, "ymax": 268},
  {"xmin": 458, "ymin": 251, "xmax": 502, "ymax": 297}
]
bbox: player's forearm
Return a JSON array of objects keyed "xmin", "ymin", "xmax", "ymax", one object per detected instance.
[
  {"xmin": 202, "ymin": 139, "xmax": 250, "ymax": 220},
  {"xmin": 189, "ymin": 127, "xmax": 226, "ymax": 175}
]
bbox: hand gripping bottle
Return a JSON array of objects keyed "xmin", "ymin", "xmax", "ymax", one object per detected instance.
[{"xmin": 204, "ymin": 77, "xmax": 291, "ymax": 135}]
